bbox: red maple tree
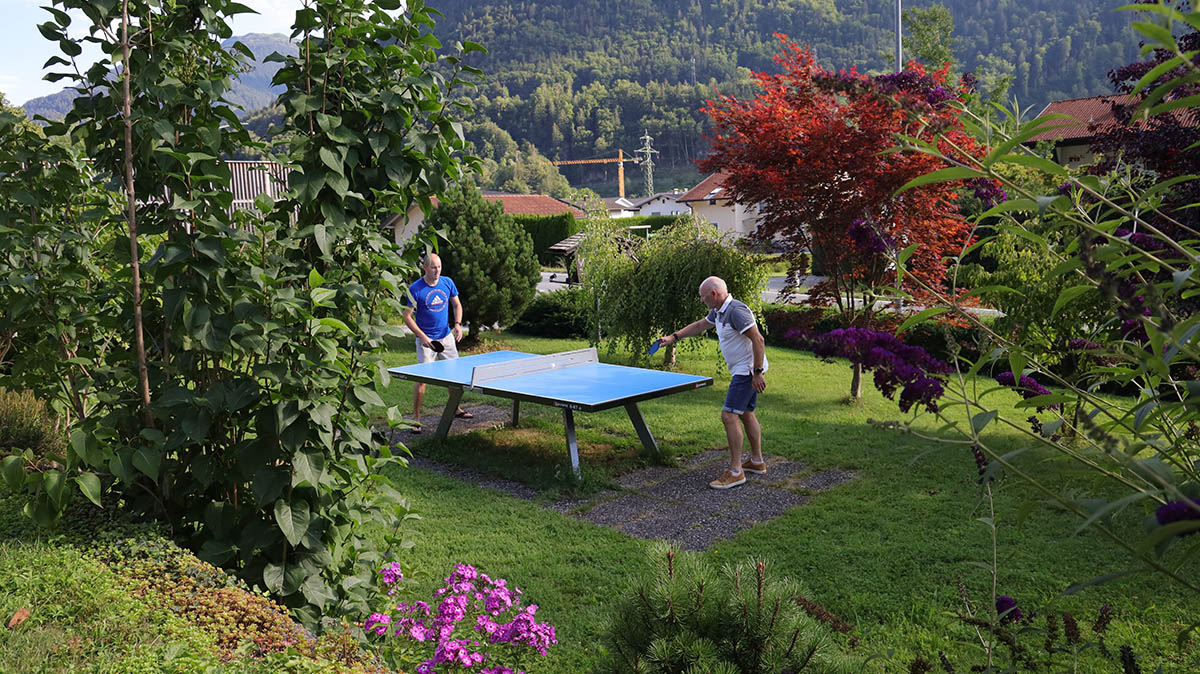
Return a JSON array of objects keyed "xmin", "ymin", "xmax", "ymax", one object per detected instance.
[{"xmin": 700, "ymin": 38, "xmax": 991, "ymax": 318}]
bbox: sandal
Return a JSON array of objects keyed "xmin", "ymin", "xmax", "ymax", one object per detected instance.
[
  {"xmin": 454, "ymin": 410, "xmax": 474, "ymax": 419},
  {"xmin": 410, "ymin": 423, "xmax": 422, "ymax": 434}
]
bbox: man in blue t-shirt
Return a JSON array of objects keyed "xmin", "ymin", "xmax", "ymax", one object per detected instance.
[{"xmin": 402, "ymin": 253, "xmax": 470, "ymax": 430}]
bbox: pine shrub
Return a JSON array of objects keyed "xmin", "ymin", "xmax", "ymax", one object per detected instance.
[
  {"xmin": 0, "ymin": 387, "xmax": 64, "ymax": 460},
  {"xmin": 426, "ymin": 186, "xmax": 541, "ymax": 342},
  {"xmin": 600, "ymin": 543, "xmax": 861, "ymax": 674}
]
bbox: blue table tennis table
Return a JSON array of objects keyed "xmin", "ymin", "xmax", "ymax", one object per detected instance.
[{"xmin": 387, "ymin": 348, "xmax": 713, "ymax": 478}]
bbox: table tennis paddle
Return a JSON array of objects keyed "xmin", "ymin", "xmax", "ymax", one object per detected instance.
[
  {"xmin": 648, "ymin": 338, "xmax": 663, "ymax": 355},
  {"xmin": 430, "ymin": 340, "xmax": 445, "ymax": 353}
]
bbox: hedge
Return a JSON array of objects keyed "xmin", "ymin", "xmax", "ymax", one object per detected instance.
[{"xmin": 513, "ymin": 212, "xmax": 584, "ymax": 265}]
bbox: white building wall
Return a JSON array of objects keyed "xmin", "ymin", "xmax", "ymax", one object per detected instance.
[{"xmin": 687, "ymin": 200, "xmax": 758, "ymax": 236}]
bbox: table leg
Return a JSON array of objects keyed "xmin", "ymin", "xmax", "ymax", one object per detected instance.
[
  {"xmin": 625, "ymin": 402, "xmax": 662, "ymax": 460},
  {"xmin": 435, "ymin": 387, "xmax": 463, "ymax": 439},
  {"xmin": 512, "ymin": 400, "xmax": 520, "ymax": 427},
  {"xmin": 563, "ymin": 408, "xmax": 581, "ymax": 480}
]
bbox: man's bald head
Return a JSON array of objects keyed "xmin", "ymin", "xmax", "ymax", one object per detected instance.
[
  {"xmin": 699, "ymin": 276, "xmax": 727, "ymax": 295},
  {"xmin": 699, "ymin": 276, "xmax": 729, "ymax": 309}
]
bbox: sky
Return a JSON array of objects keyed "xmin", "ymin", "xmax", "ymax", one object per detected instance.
[{"xmin": 1, "ymin": 0, "xmax": 305, "ymax": 106}]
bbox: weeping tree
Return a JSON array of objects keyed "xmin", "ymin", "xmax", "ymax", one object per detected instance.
[
  {"xmin": 578, "ymin": 217, "xmax": 765, "ymax": 367},
  {"xmin": 1, "ymin": 0, "xmax": 480, "ymax": 627}
]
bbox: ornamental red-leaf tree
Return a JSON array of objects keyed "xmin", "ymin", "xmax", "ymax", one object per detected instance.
[{"xmin": 699, "ymin": 37, "xmax": 995, "ymax": 401}]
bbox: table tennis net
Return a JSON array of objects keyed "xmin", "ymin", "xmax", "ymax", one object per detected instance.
[{"xmin": 470, "ymin": 347, "xmax": 599, "ymax": 388}]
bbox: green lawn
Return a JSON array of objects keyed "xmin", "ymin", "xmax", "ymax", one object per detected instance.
[{"xmin": 374, "ymin": 333, "xmax": 1198, "ymax": 673}]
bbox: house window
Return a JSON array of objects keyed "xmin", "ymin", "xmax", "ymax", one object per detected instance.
[{"xmin": 709, "ymin": 199, "xmax": 717, "ymax": 205}]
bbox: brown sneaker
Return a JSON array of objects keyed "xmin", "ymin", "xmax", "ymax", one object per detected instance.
[
  {"xmin": 741, "ymin": 459, "xmax": 767, "ymax": 475},
  {"xmin": 709, "ymin": 470, "xmax": 746, "ymax": 489}
]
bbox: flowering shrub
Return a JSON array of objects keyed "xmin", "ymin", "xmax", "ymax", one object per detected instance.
[
  {"xmin": 809, "ymin": 328, "xmax": 951, "ymax": 412},
  {"xmin": 365, "ymin": 563, "xmax": 557, "ymax": 674}
]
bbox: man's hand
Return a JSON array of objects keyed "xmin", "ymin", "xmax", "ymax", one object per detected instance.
[
  {"xmin": 452, "ymin": 324, "xmax": 463, "ymax": 342},
  {"xmin": 419, "ymin": 334, "xmax": 433, "ymax": 349},
  {"xmin": 752, "ymin": 373, "xmax": 766, "ymax": 393}
]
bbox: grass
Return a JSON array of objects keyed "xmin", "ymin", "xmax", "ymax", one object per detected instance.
[{"xmin": 375, "ymin": 332, "xmax": 1199, "ymax": 673}]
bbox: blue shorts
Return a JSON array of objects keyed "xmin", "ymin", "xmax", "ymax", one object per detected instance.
[{"xmin": 723, "ymin": 374, "xmax": 758, "ymax": 414}]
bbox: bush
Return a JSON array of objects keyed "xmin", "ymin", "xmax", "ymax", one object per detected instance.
[
  {"xmin": 0, "ymin": 387, "xmax": 64, "ymax": 460},
  {"xmin": 761, "ymin": 304, "xmax": 988, "ymax": 365},
  {"xmin": 511, "ymin": 286, "xmax": 591, "ymax": 338},
  {"xmin": 513, "ymin": 212, "xmax": 584, "ymax": 265},
  {"xmin": 600, "ymin": 543, "xmax": 860, "ymax": 674},
  {"xmin": 429, "ymin": 186, "xmax": 542, "ymax": 340}
]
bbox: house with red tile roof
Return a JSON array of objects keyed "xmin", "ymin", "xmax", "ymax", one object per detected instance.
[
  {"xmin": 677, "ymin": 172, "xmax": 760, "ymax": 236},
  {"xmin": 1025, "ymin": 94, "xmax": 1140, "ymax": 167},
  {"xmin": 1027, "ymin": 93, "xmax": 1197, "ymax": 168},
  {"xmin": 392, "ymin": 191, "xmax": 584, "ymax": 243}
]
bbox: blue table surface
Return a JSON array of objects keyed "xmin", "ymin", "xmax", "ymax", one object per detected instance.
[{"xmin": 388, "ymin": 350, "xmax": 710, "ymax": 406}]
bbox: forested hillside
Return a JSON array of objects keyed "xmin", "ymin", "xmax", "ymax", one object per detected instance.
[
  {"xmin": 19, "ymin": 0, "xmax": 1140, "ymax": 194},
  {"xmin": 432, "ymin": 0, "xmax": 1137, "ymax": 191}
]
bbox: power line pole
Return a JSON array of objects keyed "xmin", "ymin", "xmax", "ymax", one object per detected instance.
[
  {"xmin": 636, "ymin": 130, "xmax": 658, "ymax": 197},
  {"xmin": 895, "ymin": 0, "xmax": 903, "ymax": 73}
]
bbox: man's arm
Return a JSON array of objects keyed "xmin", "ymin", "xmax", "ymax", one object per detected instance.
[
  {"xmin": 745, "ymin": 324, "xmax": 767, "ymax": 392},
  {"xmin": 403, "ymin": 308, "xmax": 432, "ymax": 348},
  {"xmin": 450, "ymin": 296, "xmax": 463, "ymax": 341},
  {"xmin": 662, "ymin": 318, "xmax": 712, "ymax": 345}
]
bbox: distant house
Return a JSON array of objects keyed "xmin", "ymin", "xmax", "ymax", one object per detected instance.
[
  {"xmin": 392, "ymin": 191, "xmax": 585, "ymax": 243},
  {"xmin": 1025, "ymin": 94, "xmax": 1141, "ymax": 168},
  {"xmin": 603, "ymin": 196, "xmax": 638, "ymax": 218},
  {"xmin": 632, "ymin": 191, "xmax": 689, "ymax": 217},
  {"xmin": 677, "ymin": 172, "xmax": 760, "ymax": 236}
]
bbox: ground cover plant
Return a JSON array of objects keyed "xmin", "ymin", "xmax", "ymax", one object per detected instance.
[
  {"xmin": 376, "ymin": 333, "xmax": 1197, "ymax": 672},
  {"xmin": 0, "ymin": 490, "xmax": 388, "ymax": 673}
]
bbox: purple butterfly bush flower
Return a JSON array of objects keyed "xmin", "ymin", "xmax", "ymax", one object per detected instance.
[
  {"xmin": 968, "ymin": 177, "xmax": 1007, "ymax": 208},
  {"xmin": 994, "ymin": 371, "xmax": 1060, "ymax": 411},
  {"xmin": 996, "ymin": 595, "xmax": 1025, "ymax": 624},
  {"xmin": 1155, "ymin": 498, "xmax": 1200, "ymax": 536},
  {"xmin": 847, "ymin": 219, "xmax": 895, "ymax": 256},
  {"xmin": 367, "ymin": 562, "xmax": 557, "ymax": 673},
  {"xmin": 812, "ymin": 328, "xmax": 951, "ymax": 413},
  {"xmin": 1114, "ymin": 227, "xmax": 1165, "ymax": 252}
]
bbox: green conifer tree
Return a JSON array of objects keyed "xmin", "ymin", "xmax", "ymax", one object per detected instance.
[{"xmin": 424, "ymin": 187, "xmax": 541, "ymax": 344}]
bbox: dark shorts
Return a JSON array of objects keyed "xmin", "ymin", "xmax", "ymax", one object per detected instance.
[{"xmin": 723, "ymin": 374, "xmax": 758, "ymax": 414}]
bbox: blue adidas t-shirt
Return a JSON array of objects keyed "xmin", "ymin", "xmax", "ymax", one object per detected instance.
[{"xmin": 405, "ymin": 277, "xmax": 458, "ymax": 340}]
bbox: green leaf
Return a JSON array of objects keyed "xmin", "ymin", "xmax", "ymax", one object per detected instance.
[
  {"xmin": 275, "ymin": 499, "xmax": 311, "ymax": 547},
  {"xmin": 971, "ymin": 410, "xmax": 997, "ymax": 435},
  {"xmin": 1052, "ymin": 285, "xmax": 1094, "ymax": 318},
  {"xmin": 263, "ymin": 563, "xmax": 285, "ymax": 593},
  {"xmin": 896, "ymin": 307, "xmax": 948, "ymax": 334},
  {"xmin": 75, "ymin": 473, "xmax": 102, "ymax": 507},
  {"xmin": 133, "ymin": 446, "xmax": 161, "ymax": 481},
  {"xmin": 2, "ymin": 456, "xmax": 25, "ymax": 491},
  {"xmin": 293, "ymin": 449, "xmax": 325, "ymax": 488},
  {"xmin": 314, "ymin": 224, "xmax": 331, "ymax": 257},
  {"xmin": 43, "ymin": 470, "xmax": 66, "ymax": 510},
  {"xmin": 1074, "ymin": 492, "xmax": 1154, "ymax": 535},
  {"xmin": 1053, "ymin": 570, "xmax": 1141, "ymax": 599},
  {"xmin": 895, "ymin": 167, "xmax": 986, "ymax": 195},
  {"xmin": 308, "ymin": 268, "xmax": 325, "ymax": 288},
  {"xmin": 198, "ymin": 540, "xmax": 235, "ymax": 566}
]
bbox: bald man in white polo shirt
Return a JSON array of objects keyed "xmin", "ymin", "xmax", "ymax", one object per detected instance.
[{"xmin": 658, "ymin": 276, "xmax": 768, "ymax": 489}]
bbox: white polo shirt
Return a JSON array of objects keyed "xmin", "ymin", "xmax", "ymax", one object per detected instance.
[{"xmin": 704, "ymin": 295, "xmax": 767, "ymax": 376}]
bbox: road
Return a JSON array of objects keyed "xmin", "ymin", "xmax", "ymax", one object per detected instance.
[{"xmin": 538, "ymin": 271, "xmax": 814, "ymax": 304}]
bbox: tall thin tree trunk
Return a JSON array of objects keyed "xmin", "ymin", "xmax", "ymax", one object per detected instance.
[
  {"xmin": 122, "ymin": 0, "xmax": 153, "ymax": 427},
  {"xmin": 850, "ymin": 362, "xmax": 863, "ymax": 402},
  {"xmin": 664, "ymin": 342, "xmax": 677, "ymax": 367}
]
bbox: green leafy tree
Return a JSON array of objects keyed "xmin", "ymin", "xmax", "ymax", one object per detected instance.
[
  {"xmin": 904, "ymin": 2, "xmax": 958, "ymax": 68},
  {"xmin": 1, "ymin": 0, "xmax": 479, "ymax": 628},
  {"xmin": 578, "ymin": 217, "xmax": 765, "ymax": 366},
  {"xmin": 424, "ymin": 186, "xmax": 541, "ymax": 344}
]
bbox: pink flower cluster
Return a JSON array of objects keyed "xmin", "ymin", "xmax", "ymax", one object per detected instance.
[{"xmin": 364, "ymin": 563, "xmax": 557, "ymax": 673}]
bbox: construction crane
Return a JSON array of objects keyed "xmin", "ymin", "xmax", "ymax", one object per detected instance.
[{"xmin": 549, "ymin": 149, "xmax": 640, "ymax": 198}]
